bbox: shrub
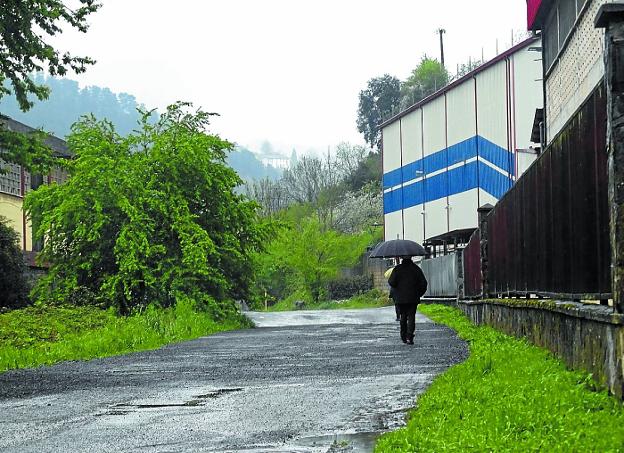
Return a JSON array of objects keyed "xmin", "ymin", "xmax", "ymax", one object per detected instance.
[
  {"xmin": 0, "ymin": 216, "xmax": 29, "ymax": 309},
  {"xmin": 326, "ymin": 274, "xmax": 373, "ymax": 300},
  {"xmin": 24, "ymin": 104, "xmax": 272, "ymax": 313}
]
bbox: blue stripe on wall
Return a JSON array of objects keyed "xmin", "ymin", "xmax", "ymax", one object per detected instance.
[
  {"xmin": 478, "ymin": 136, "xmax": 515, "ymax": 176},
  {"xmin": 383, "ymin": 135, "xmax": 514, "ymax": 189},
  {"xmin": 383, "ymin": 161, "xmax": 511, "ymax": 214}
]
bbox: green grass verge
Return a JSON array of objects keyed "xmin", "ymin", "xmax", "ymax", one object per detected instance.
[
  {"xmin": 268, "ymin": 289, "xmax": 392, "ymax": 312},
  {"xmin": 375, "ymin": 304, "xmax": 624, "ymax": 452},
  {"xmin": 0, "ymin": 300, "xmax": 250, "ymax": 372}
]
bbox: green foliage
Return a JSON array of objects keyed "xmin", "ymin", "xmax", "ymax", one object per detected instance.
[
  {"xmin": 356, "ymin": 75, "xmax": 401, "ymax": 150},
  {"xmin": 401, "ymin": 56, "xmax": 449, "ymax": 108},
  {"xmin": 375, "ymin": 305, "xmax": 624, "ymax": 452},
  {"xmin": 0, "ymin": 299, "xmax": 249, "ymax": 372},
  {"xmin": 256, "ymin": 216, "xmax": 374, "ymax": 303},
  {"xmin": 344, "ymin": 151, "xmax": 382, "ymax": 193},
  {"xmin": 0, "ymin": 0, "xmax": 100, "ymax": 111},
  {"xmin": 0, "ymin": 304, "xmax": 112, "ymax": 349},
  {"xmin": 0, "ymin": 216, "xmax": 29, "ymax": 309},
  {"xmin": 24, "ymin": 102, "xmax": 271, "ymax": 314},
  {"xmin": 326, "ymin": 275, "xmax": 373, "ymax": 300}
]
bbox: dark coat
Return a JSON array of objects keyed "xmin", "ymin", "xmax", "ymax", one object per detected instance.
[{"xmin": 388, "ymin": 259, "xmax": 428, "ymax": 305}]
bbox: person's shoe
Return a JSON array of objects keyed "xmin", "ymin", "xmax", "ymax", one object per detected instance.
[
  {"xmin": 407, "ymin": 336, "xmax": 414, "ymax": 345},
  {"xmin": 395, "ymin": 317, "xmax": 400, "ymax": 322},
  {"xmin": 401, "ymin": 338, "xmax": 407, "ymax": 344}
]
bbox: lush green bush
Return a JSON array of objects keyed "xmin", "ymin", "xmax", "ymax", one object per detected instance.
[
  {"xmin": 0, "ymin": 299, "xmax": 250, "ymax": 371},
  {"xmin": 255, "ymin": 215, "xmax": 375, "ymax": 303},
  {"xmin": 0, "ymin": 216, "xmax": 29, "ymax": 309},
  {"xmin": 326, "ymin": 275, "xmax": 373, "ymax": 300},
  {"xmin": 24, "ymin": 103, "xmax": 272, "ymax": 314},
  {"xmin": 375, "ymin": 304, "xmax": 624, "ymax": 452}
]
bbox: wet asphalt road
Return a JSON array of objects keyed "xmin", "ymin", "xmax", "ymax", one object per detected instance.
[{"xmin": 0, "ymin": 307, "xmax": 467, "ymax": 452}]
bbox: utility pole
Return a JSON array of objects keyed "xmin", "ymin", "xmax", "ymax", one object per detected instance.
[{"xmin": 437, "ymin": 28, "xmax": 446, "ymax": 68}]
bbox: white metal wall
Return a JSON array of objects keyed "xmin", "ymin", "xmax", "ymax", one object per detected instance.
[
  {"xmin": 383, "ymin": 39, "xmax": 543, "ymax": 244},
  {"xmin": 447, "ymin": 79, "xmax": 479, "ymax": 231},
  {"xmin": 422, "ymin": 96, "xmax": 447, "ymax": 240}
]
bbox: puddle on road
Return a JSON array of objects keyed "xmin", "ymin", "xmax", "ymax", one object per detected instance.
[
  {"xmin": 300, "ymin": 432, "xmax": 379, "ymax": 452},
  {"xmin": 96, "ymin": 387, "xmax": 243, "ymax": 416}
]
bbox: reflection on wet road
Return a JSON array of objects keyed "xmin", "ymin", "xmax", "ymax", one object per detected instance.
[{"xmin": 0, "ymin": 307, "xmax": 467, "ymax": 452}]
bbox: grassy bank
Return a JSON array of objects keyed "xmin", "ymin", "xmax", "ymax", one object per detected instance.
[
  {"xmin": 375, "ymin": 304, "xmax": 624, "ymax": 452},
  {"xmin": 0, "ymin": 301, "xmax": 249, "ymax": 372},
  {"xmin": 268, "ymin": 289, "xmax": 391, "ymax": 312}
]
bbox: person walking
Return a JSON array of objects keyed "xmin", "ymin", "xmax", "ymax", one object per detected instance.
[{"xmin": 388, "ymin": 257, "xmax": 428, "ymax": 345}]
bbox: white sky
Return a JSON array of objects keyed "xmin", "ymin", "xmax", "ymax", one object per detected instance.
[{"xmin": 52, "ymin": 0, "xmax": 529, "ymax": 156}]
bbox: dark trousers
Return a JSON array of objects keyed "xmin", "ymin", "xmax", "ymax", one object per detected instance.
[{"xmin": 398, "ymin": 303, "xmax": 418, "ymax": 341}]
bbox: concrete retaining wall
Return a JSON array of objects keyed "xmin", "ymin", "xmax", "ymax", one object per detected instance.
[{"xmin": 422, "ymin": 298, "xmax": 624, "ymax": 398}]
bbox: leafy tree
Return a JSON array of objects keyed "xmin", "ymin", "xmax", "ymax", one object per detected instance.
[
  {"xmin": 0, "ymin": 0, "xmax": 100, "ymax": 171},
  {"xmin": 0, "ymin": 0, "xmax": 100, "ymax": 111},
  {"xmin": 0, "ymin": 216, "xmax": 29, "ymax": 309},
  {"xmin": 356, "ymin": 75, "xmax": 401, "ymax": 150},
  {"xmin": 344, "ymin": 150, "xmax": 382, "ymax": 192},
  {"xmin": 400, "ymin": 56, "xmax": 449, "ymax": 109},
  {"xmin": 257, "ymin": 217, "xmax": 374, "ymax": 303},
  {"xmin": 24, "ymin": 103, "xmax": 272, "ymax": 315}
]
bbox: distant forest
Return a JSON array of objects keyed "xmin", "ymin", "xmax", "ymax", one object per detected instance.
[{"xmin": 0, "ymin": 74, "xmax": 281, "ymax": 182}]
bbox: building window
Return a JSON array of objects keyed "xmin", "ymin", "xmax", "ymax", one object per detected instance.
[
  {"xmin": 544, "ymin": 10, "xmax": 559, "ymax": 71},
  {"xmin": 544, "ymin": 0, "xmax": 589, "ymax": 73}
]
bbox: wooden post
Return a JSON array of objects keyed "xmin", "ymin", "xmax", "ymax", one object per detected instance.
[
  {"xmin": 478, "ymin": 204, "xmax": 494, "ymax": 298},
  {"xmin": 596, "ymin": 3, "xmax": 624, "ymax": 313}
]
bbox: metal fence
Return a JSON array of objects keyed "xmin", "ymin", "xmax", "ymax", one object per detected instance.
[
  {"xmin": 484, "ymin": 84, "xmax": 611, "ymax": 299},
  {"xmin": 421, "ymin": 253, "xmax": 459, "ymax": 298}
]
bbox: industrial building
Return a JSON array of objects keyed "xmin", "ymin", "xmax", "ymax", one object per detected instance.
[{"xmin": 380, "ymin": 37, "xmax": 544, "ymax": 246}]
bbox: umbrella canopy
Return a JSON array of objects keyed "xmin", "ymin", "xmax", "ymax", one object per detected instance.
[{"xmin": 369, "ymin": 239, "xmax": 426, "ymax": 258}]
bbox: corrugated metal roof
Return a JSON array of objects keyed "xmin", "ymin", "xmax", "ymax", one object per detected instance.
[{"xmin": 379, "ymin": 36, "xmax": 540, "ymax": 129}]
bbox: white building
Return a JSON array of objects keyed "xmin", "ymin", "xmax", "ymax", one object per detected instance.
[{"xmin": 380, "ymin": 37, "xmax": 544, "ymax": 244}]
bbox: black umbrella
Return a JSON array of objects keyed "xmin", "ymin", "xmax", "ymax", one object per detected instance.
[{"xmin": 369, "ymin": 239, "xmax": 426, "ymax": 258}]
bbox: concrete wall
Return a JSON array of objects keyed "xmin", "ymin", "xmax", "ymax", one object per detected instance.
[
  {"xmin": 424, "ymin": 298, "xmax": 624, "ymax": 398},
  {"xmin": 545, "ymin": 0, "xmax": 607, "ymax": 140}
]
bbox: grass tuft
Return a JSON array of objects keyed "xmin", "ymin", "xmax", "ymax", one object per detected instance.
[
  {"xmin": 375, "ymin": 304, "xmax": 624, "ymax": 452},
  {"xmin": 0, "ymin": 300, "xmax": 249, "ymax": 372}
]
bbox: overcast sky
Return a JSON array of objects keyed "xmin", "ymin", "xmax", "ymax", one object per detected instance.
[{"xmin": 52, "ymin": 0, "xmax": 529, "ymax": 156}]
